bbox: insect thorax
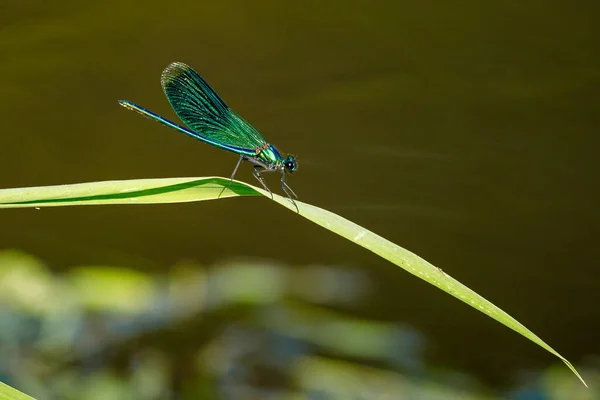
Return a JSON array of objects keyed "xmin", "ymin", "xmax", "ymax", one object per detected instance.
[{"xmin": 256, "ymin": 144, "xmax": 283, "ymax": 165}]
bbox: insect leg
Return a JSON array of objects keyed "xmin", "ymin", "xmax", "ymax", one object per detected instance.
[
  {"xmin": 281, "ymin": 173, "xmax": 298, "ymax": 199},
  {"xmin": 218, "ymin": 155, "xmax": 245, "ymax": 198},
  {"xmin": 252, "ymin": 166, "xmax": 275, "ymax": 198},
  {"xmin": 281, "ymin": 170, "xmax": 299, "ymax": 212}
]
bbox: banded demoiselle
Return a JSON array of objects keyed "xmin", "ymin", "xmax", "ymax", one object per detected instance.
[{"xmin": 118, "ymin": 62, "xmax": 298, "ymax": 208}]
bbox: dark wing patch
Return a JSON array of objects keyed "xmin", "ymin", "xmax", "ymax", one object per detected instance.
[{"xmin": 160, "ymin": 62, "xmax": 267, "ymax": 151}]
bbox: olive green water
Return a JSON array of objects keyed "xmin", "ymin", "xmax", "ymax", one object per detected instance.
[{"xmin": 1, "ymin": 0, "xmax": 599, "ymax": 390}]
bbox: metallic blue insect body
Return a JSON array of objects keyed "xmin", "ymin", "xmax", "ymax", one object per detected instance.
[{"xmin": 118, "ymin": 62, "xmax": 298, "ymax": 206}]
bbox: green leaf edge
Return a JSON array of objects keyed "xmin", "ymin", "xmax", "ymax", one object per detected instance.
[
  {"xmin": 0, "ymin": 381, "xmax": 35, "ymax": 400},
  {"xmin": 0, "ymin": 177, "xmax": 587, "ymax": 387}
]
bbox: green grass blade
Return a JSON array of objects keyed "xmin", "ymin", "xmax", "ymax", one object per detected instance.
[
  {"xmin": 0, "ymin": 381, "xmax": 35, "ymax": 400},
  {"xmin": 0, "ymin": 177, "xmax": 587, "ymax": 387}
]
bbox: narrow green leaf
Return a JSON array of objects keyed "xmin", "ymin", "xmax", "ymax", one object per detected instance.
[
  {"xmin": 0, "ymin": 177, "xmax": 587, "ymax": 387},
  {"xmin": 0, "ymin": 381, "xmax": 35, "ymax": 400}
]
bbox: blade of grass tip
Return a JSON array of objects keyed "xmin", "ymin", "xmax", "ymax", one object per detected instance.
[
  {"xmin": 264, "ymin": 190, "xmax": 587, "ymax": 387},
  {"xmin": 0, "ymin": 177, "xmax": 587, "ymax": 386}
]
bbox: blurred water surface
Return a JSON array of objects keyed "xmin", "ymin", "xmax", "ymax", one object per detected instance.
[{"xmin": 1, "ymin": 0, "xmax": 599, "ymax": 397}]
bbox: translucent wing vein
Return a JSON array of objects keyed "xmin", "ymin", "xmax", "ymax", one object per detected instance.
[{"xmin": 160, "ymin": 62, "xmax": 267, "ymax": 151}]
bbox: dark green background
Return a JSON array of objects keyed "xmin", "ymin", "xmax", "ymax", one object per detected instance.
[{"xmin": 1, "ymin": 0, "xmax": 598, "ymax": 396}]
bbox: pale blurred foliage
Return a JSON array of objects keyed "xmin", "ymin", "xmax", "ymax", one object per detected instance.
[{"xmin": 0, "ymin": 249, "xmax": 597, "ymax": 399}]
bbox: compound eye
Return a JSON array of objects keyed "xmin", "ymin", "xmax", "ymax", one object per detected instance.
[{"xmin": 285, "ymin": 161, "xmax": 297, "ymax": 171}]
